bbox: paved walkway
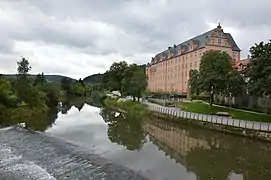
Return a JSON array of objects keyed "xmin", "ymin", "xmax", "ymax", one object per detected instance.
[{"xmin": 143, "ymin": 101, "xmax": 271, "ymax": 132}]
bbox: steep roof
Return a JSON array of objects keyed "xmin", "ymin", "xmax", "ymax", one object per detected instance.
[
  {"xmin": 150, "ymin": 25, "xmax": 241, "ymax": 65},
  {"xmin": 224, "ymin": 33, "xmax": 241, "ymax": 51}
]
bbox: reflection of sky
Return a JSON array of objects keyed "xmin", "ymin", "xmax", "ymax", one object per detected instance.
[{"xmin": 45, "ymin": 104, "xmax": 198, "ymax": 180}]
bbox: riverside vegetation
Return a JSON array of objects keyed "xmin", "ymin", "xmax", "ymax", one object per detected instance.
[{"xmin": 0, "ymin": 58, "xmax": 88, "ymax": 125}]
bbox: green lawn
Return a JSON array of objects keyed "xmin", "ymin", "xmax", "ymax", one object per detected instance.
[{"xmin": 179, "ymin": 101, "xmax": 271, "ymax": 122}]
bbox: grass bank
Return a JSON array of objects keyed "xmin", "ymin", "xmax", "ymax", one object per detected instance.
[
  {"xmin": 104, "ymin": 98, "xmax": 148, "ymax": 116},
  {"xmin": 179, "ymin": 101, "xmax": 271, "ymax": 122}
]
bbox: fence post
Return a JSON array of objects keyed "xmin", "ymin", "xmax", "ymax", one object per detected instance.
[
  {"xmin": 260, "ymin": 123, "xmax": 262, "ymax": 131},
  {"xmin": 239, "ymin": 120, "xmax": 241, "ymax": 127},
  {"xmin": 269, "ymin": 123, "xmax": 271, "ymax": 132},
  {"xmin": 252, "ymin": 121, "xmax": 254, "ymax": 130},
  {"xmin": 245, "ymin": 121, "xmax": 247, "ymax": 129}
]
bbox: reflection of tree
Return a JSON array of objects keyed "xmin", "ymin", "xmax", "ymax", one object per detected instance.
[
  {"xmin": 26, "ymin": 107, "xmax": 58, "ymax": 131},
  {"xmin": 186, "ymin": 140, "xmax": 271, "ymax": 180},
  {"xmin": 100, "ymin": 107, "xmax": 147, "ymax": 151},
  {"xmin": 61, "ymin": 100, "xmax": 72, "ymax": 114}
]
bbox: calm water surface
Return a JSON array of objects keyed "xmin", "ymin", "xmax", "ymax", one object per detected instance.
[{"xmin": 5, "ymin": 101, "xmax": 271, "ymax": 180}]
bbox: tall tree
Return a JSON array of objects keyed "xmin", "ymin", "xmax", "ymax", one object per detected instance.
[
  {"xmin": 189, "ymin": 69, "xmax": 201, "ymax": 98},
  {"xmin": 225, "ymin": 70, "xmax": 246, "ymax": 98},
  {"xmin": 130, "ymin": 67, "xmax": 147, "ymax": 101},
  {"xmin": 78, "ymin": 78, "xmax": 87, "ymax": 97},
  {"xmin": 106, "ymin": 61, "xmax": 128, "ymax": 94},
  {"xmin": 16, "ymin": 57, "xmax": 32, "ymax": 102},
  {"xmin": 61, "ymin": 77, "xmax": 72, "ymax": 94},
  {"xmin": 121, "ymin": 64, "xmax": 138, "ymax": 96},
  {"xmin": 199, "ymin": 50, "xmax": 233, "ymax": 106},
  {"xmin": 248, "ymin": 40, "xmax": 271, "ymax": 97},
  {"xmin": 17, "ymin": 57, "xmax": 31, "ymax": 78}
]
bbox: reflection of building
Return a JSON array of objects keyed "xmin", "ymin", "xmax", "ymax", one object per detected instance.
[
  {"xmin": 144, "ymin": 121, "xmax": 210, "ymax": 158},
  {"xmin": 146, "ymin": 24, "xmax": 241, "ymax": 93}
]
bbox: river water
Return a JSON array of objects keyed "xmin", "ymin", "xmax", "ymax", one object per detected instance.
[{"xmin": 1, "ymin": 101, "xmax": 271, "ymax": 180}]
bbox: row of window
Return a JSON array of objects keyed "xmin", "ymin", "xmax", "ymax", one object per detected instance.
[{"xmin": 155, "ymin": 51, "xmax": 204, "ymax": 67}]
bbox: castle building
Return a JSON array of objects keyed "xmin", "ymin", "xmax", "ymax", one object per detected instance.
[{"xmin": 146, "ymin": 24, "xmax": 241, "ymax": 94}]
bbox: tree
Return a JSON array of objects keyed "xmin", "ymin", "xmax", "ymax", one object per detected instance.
[
  {"xmin": 34, "ymin": 73, "xmax": 46, "ymax": 85},
  {"xmin": 78, "ymin": 78, "xmax": 87, "ymax": 97},
  {"xmin": 121, "ymin": 64, "xmax": 138, "ymax": 97},
  {"xmin": 199, "ymin": 50, "xmax": 233, "ymax": 106},
  {"xmin": 17, "ymin": 57, "xmax": 31, "ymax": 78},
  {"xmin": 189, "ymin": 69, "xmax": 201, "ymax": 98},
  {"xmin": 247, "ymin": 40, "xmax": 271, "ymax": 97},
  {"xmin": 61, "ymin": 77, "xmax": 72, "ymax": 94},
  {"xmin": 105, "ymin": 61, "xmax": 128, "ymax": 94},
  {"xmin": 225, "ymin": 70, "xmax": 246, "ymax": 98},
  {"xmin": 72, "ymin": 82, "xmax": 85, "ymax": 96},
  {"xmin": 130, "ymin": 67, "xmax": 147, "ymax": 101},
  {"xmin": 121, "ymin": 65, "xmax": 147, "ymax": 101},
  {"xmin": 16, "ymin": 57, "xmax": 32, "ymax": 102}
]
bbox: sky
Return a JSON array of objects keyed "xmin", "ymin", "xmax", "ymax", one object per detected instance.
[{"xmin": 0, "ymin": 0, "xmax": 270, "ymax": 79}]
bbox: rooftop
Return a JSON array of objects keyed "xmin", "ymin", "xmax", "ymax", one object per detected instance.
[{"xmin": 149, "ymin": 24, "xmax": 240, "ymax": 65}]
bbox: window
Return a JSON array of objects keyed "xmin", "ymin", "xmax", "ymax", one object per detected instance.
[{"xmin": 218, "ymin": 39, "xmax": 221, "ymax": 45}]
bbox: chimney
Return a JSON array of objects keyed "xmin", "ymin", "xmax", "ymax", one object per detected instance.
[
  {"xmin": 173, "ymin": 44, "xmax": 177, "ymax": 48},
  {"xmin": 247, "ymin": 55, "xmax": 250, "ymax": 59},
  {"xmin": 168, "ymin": 46, "xmax": 171, "ymax": 50}
]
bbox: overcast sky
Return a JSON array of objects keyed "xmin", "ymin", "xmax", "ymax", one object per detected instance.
[{"xmin": 0, "ymin": 0, "xmax": 270, "ymax": 79}]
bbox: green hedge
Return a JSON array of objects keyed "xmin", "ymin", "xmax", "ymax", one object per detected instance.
[{"xmin": 191, "ymin": 95, "xmax": 210, "ymax": 102}]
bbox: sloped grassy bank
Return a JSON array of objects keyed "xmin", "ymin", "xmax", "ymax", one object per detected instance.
[{"xmin": 103, "ymin": 98, "xmax": 149, "ymax": 116}]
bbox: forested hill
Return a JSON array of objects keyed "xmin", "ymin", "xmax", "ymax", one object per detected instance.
[
  {"xmin": 83, "ymin": 73, "xmax": 103, "ymax": 84},
  {"xmin": 3, "ymin": 74, "xmax": 76, "ymax": 83},
  {"xmin": 83, "ymin": 65, "xmax": 146, "ymax": 85}
]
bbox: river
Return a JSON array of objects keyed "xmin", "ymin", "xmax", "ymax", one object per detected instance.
[{"xmin": 1, "ymin": 101, "xmax": 271, "ymax": 180}]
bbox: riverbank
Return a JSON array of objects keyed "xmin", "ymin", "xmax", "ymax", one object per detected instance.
[
  {"xmin": 104, "ymin": 98, "xmax": 148, "ymax": 116},
  {"xmin": 150, "ymin": 110, "xmax": 271, "ymax": 142},
  {"xmin": 180, "ymin": 101, "xmax": 271, "ymax": 122},
  {"xmin": 0, "ymin": 104, "xmax": 48, "ymax": 122},
  {"xmin": 146, "ymin": 103, "xmax": 271, "ymax": 142}
]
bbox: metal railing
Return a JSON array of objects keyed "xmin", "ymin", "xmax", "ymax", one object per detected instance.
[{"xmin": 148, "ymin": 105, "xmax": 271, "ymax": 132}]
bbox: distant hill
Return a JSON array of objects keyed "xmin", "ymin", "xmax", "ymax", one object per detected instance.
[
  {"xmin": 3, "ymin": 74, "xmax": 77, "ymax": 83},
  {"xmin": 83, "ymin": 73, "xmax": 104, "ymax": 84}
]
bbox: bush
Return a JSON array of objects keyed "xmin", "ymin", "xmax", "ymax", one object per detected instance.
[{"xmin": 191, "ymin": 95, "xmax": 210, "ymax": 102}]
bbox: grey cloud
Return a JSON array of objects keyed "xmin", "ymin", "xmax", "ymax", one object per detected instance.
[{"xmin": 0, "ymin": 0, "xmax": 270, "ymax": 77}]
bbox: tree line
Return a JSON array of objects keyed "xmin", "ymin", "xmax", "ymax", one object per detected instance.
[
  {"xmin": 101, "ymin": 61, "xmax": 147, "ymax": 101},
  {"xmin": 189, "ymin": 40, "xmax": 271, "ymax": 112},
  {"xmin": 0, "ymin": 58, "xmax": 87, "ymax": 122}
]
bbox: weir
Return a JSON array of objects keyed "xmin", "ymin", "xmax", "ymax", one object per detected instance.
[{"xmin": 0, "ymin": 126, "xmax": 148, "ymax": 180}]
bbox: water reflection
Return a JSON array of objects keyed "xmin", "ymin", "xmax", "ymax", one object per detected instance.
[
  {"xmin": 100, "ymin": 107, "xmax": 147, "ymax": 151},
  {"xmin": 2, "ymin": 100, "xmax": 271, "ymax": 180},
  {"xmin": 145, "ymin": 118, "xmax": 271, "ymax": 180}
]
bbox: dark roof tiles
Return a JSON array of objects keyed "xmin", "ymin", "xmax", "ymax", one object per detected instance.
[{"xmin": 150, "ymin": 26, "xmax": 241, "ymax": 65}]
